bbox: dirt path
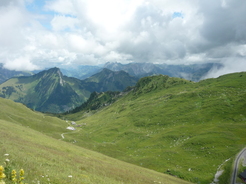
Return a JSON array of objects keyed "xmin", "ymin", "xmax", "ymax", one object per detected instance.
[
  {"xmin": 61, "ymin": 133, "xmax": 66, "ymax": 139},
  {"xmin": 60, "ymin": 128, "xmax": 81, "ymax": 140}
]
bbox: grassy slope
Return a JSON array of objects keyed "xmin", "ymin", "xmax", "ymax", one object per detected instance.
[
  {"xmin": 61, "ymin": 72, "xmax": 246, "ymax": 184},
  {"xmin": 0, "ymin": 98, "xmax": 191, "ymax": 184},
  {"xmin": 0, "ymin": 97, "xmax": 67, "ymax": 139}
]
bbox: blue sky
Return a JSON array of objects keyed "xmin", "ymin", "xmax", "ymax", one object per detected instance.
[
  {"xmin": 26, "ymin": 0, "xmax": 46, "ymax": 13},
  {"xmin": 0, "ymin": 0, "xmax": 246, "ymax": 78},
  {"xmin": 25, "ymin": 0, "xmax": 56, "ymax": 30},
  {"xmin": 172, "ymin": 12, "xmax": 183, "ymax": 18}
]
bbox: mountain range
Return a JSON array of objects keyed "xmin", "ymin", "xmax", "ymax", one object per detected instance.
[
  {"xmin": 103, "ymin": 62, "xmax": 222, "ymax": 81},
  {"xmin": 0, "ymin": 67, "xmax": 137, "ymax": 113},
  {"xmin": 59, "ymin": 62, "xmax": 222, "ymax": 81}
]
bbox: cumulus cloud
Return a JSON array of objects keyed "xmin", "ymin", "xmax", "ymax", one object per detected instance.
[
  {"xmin": 44, "ymin": 0, "xmax": 76, "ymax": 16},
  {"xmin": 0, "ymin": 0, "xmax": 245, "ymax": 77},
  {"xmin": 3, "ymin": 56, "xmax": 39, "ymax": 71},
  {"xmin": 50, "ymin": 15, "xmax": 80, "ymax": 32},
  {"xmin": 199, "ymin": 0, "xmax": 246, "ymax": 46},
  {"xmin": 0, "ymin": 1, "xmax": 28, "ymax": 48}
]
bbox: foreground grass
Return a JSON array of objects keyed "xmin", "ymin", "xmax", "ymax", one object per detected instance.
[
  {"xmin": 0, "ymin": 120, "xmax": 192, "ymax": 184},
  {"xmin": 61, "ymin": 72, "xmax": 246, "ymax": 184},
  {"xmin": 0, "ymin": 99, "xmax": 191, "ymax": 184}
]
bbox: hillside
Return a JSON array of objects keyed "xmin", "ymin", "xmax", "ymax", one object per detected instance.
[
  {"xmin": 61, "ymin": 91, "xmax": 126, "ymax": 121},
  {"xmin": 0, "ymin": 97, "xmax": 191, "ymax": 184},
  {"xmin": 59, "ymin": 72, "xmax": 246, "ymax": 184}
]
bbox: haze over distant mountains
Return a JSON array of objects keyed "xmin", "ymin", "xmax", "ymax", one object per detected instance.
[
  {"xmin": 103, "ymin": 62, "xmax": 222, "ymax": 81},
  {"xmin": 59, "ymin": 62, "xmax": 222, "ymax": 81}
]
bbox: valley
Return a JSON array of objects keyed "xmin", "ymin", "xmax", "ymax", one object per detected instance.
[
  {"xmin": 0, "ymin": 98, "xmax": 191, "ymax": 184},
  {"xmin": 0, "ymin": 68, "xmax": 246, "ymax": 184}
]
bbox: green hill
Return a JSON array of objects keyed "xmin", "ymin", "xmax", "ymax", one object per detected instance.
[
  {"xmin": 0, "ymin": 97, "xmax": 191, "ymax": 184},
  {"xmin": 59, "ymin": 72, "xmax": 246, "ymax": 184}
]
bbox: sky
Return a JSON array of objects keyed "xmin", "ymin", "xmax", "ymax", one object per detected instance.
[{"xmin": 0, "ymin": 0, "xmax": 246, "ymax": 78}]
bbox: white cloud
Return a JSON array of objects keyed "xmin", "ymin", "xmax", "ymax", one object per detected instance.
[
  {"xmin": 44, "ymin": 0, "xmax": 76, "ymax": 16},
  {"xmin": 0, "ymin": 3, "xmax": 28, "ymax": 48},
  {"xmin": 0, "ymin": 0, "xmax": 245, "ymax": 77},
  {"xmin": 51, "ymin": 15, "xmax": 80, "ymax": 32},
  {"xmin": 86, "ymin": 0, "xmax": 143, "ymax": 32},
  {"xmin": 104, "ymin": 51, "xmax": 133, "ymax": 63},
  {"xmin": 3, "ymin": 56, "xmax": 39, "ymax": 71}
]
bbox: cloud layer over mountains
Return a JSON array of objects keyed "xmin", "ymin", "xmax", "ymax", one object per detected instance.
[{"xmin": 0, "ymin": 0, "xmax": 246, "ymax": 77}]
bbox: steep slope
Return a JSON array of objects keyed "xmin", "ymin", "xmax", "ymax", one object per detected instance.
[
  {"xmin": 0, "ymin": 97, "xmax": 191, "ymax": 184},
  {"xmin": 0, "ymin": 68, "xmax": 89, "ymax": 113},
  {"xmin": 60, "ymin": 72, "xmax": 246, "ymax": 184},
  {"xmin": 83, "ymin": 68, "xmax": 138, "ymax": 92}
]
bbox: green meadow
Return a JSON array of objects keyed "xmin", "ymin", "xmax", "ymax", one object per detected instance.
[
  {"xmin": 0, "ymin": 98, "xmax": 191, "ymax": 184},
  {"xmin": 60, "ymin": 72, "xmax": 246, "ymax": 183}
]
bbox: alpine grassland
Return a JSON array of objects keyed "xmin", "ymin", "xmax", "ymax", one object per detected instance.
[
  {"xmin": 60, "ymin": 72, "xmax": 246, "ymax": 184},
  {"xmin": 0, "ymin": 98, "xmax": 192, "ymax": 184}
]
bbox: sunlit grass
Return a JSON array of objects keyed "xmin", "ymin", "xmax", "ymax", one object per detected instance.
[
  {"xmin": 0, "ymin": 98, "xmax": 192, "ymax": 184},
  {"xmin": 60, "ymin": 72, "xmax": 246, "ymax": 184}
]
